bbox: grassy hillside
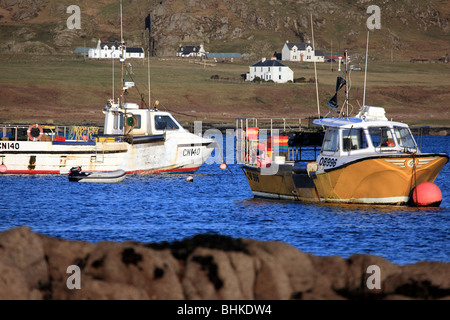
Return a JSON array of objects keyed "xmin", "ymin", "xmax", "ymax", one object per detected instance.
[{"xmin": 0, "ymin": 54, "xmax": 448, "ymax": 127}]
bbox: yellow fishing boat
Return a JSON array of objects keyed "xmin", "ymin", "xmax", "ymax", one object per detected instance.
[{"xmin": 238, "ymin": 48, "xmax": 448, "ymax": 206}]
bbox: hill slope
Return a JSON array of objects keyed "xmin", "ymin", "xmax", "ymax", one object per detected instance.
[{"xmin": 0, "ymin": 0, "xmax": 449, "ymax": 60}]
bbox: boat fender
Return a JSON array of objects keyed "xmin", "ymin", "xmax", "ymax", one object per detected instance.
[
  {"xmin": 411, "ymin": 182, "xmax": 443, "ymax": 207},
  {"xmin": 27, "ymin": 124, "xmax": 43, "ymax": 141}
]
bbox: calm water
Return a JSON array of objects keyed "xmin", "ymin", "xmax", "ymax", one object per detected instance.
[{"xmin": 0, "ymin": 135, "xmax": 448, "ymax": 265}]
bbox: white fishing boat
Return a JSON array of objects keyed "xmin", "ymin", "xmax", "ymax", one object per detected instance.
[{"xmin": 0, "ymin": 2, "xmax": 215, "ymax": 175}]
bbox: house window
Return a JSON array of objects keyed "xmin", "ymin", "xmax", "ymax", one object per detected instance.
[
  {"xmin": 279, "ymin": 67, "xmax": 281, "ymax": 72},
  {"xmin": 279, "ymin": 75, "xmax": 281, "ymax": 80}
]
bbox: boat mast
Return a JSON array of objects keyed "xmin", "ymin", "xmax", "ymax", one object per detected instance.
[
  {"xmin": 311, "ymin": 14, "xmax": 320, "ymax": 119},
  {"xmin": 120, "ymin": 0, "xmax": 125, "ymax": 106},
  {"xmin": 344, "ymin": 49, "xmax": 349, "ymax": 118},
  {"xmin": 147, "ymin": 31, "xmax": 151, "ymax": 111},
  {"xmin": 363, "ymin": 30, "xmax": 370, "ymax": 108}
]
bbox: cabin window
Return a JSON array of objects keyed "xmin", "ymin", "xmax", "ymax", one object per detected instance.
[
  {"xmin": 342, "ymin": 128, "xmax": 368, "ymax": 151},
  {"xmin": 113, "ymin": 113, "xmax": 124, "ymax": 130},
  {"xmin": 132, "ymin": 115, "xmax": 141, "ymax": 129},
  {"xmin": 322, "ymin": 129, "xmax": 339, "ymax": 152},
  {"xmin": 114, "ymin": 113, "xmax": 118, "ymax": 129},
  {"xmin": 394, "ymin": 126, "xmax": 416, "ymax": 149},
  {"xmin": 369, "ymin": 127, "xmax": 394, "ymax": 147},
  {"xmin": 154, "ymin": 115, "xmax": 179, "ymax": 130}
]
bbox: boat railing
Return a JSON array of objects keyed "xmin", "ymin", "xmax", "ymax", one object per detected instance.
[
  {"xmin": 235, "ymin": 117, "xmax": 324, "ymax": 167},
  {"xmin": 0, "ymin": 124, "xmax": 103, "ymax": 142}
]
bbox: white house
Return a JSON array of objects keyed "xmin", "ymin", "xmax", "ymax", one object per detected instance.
[
  {"xmin": 281, "ymin": 41, "xmax": 324, "ymax": 63},
  {"xmin": 88, "ymin": 40, "xmax": 145, "ymax": 59},
  {"xmin": 246, "ymin": 58, "xmax": 294, "ymax": 83},
  {"xmin": 176, "ymin": 44, "xmax": 206, "ymax": 58}
]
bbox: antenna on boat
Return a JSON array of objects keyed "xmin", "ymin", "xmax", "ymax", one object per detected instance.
[
  {"xmin": 344, "ymin": 49, "xmax": 349, "ymax": 118},
  {"xmin": 311, "ymin": 14, "xmax": 320, "ymax": 119},
  {"xmin": 120, "ymin": 0, "xmax": 125, "ymax": 106},
  {"xmin": 362, "ymin": 30, "xmax": 370, "ymax": 108},
  {"xmin": 147, "ymin": 38, "xmax": 151, "ymax": 110}
]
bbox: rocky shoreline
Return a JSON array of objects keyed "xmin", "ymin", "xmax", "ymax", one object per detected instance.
[{"xmin": 0, "ymin": 227, "xmax": 448, "ymax": 300}]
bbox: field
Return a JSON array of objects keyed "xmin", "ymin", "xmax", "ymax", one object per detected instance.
[{"xmin": 0, "ymin": 54, "xmax": 449, "ymax": 130}]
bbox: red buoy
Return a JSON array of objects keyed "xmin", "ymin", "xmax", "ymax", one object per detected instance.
[
  {"xmin": 412, "ymin": 182, "xmax": 443, "ymax": 207},
  {"xmin": 0, "ymin": 164, "xmax": 6, "ymax": 173}
]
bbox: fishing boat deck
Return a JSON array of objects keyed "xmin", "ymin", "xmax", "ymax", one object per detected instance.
[{"xmin": 235, "ymin": 117, "xmax": 324, "ymax": 167}]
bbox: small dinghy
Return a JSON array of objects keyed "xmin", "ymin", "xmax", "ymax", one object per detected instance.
[{"xmin": 68, "ymin": 167, "xmax": 126, "ymax": 183}]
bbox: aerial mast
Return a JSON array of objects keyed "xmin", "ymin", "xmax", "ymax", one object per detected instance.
[
  {"xmin": 311, "ymin": 14, "xmax": 320, "ymax": 119},
  {"xmin": 120, "ymin": 0, "xmax": 125, "ymax": 106}
]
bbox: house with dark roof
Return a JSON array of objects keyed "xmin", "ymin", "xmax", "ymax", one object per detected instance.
[
  {"xmin": 176, "ymin": 44, "xmax": 206, "ymax": 58},
  {"xmin": 246, "ymin": 58, "xmax": 294, "ymax": 83},
  {"xmin": 281, "ymin": 40, "xmax": 324, "ymax": 63}
]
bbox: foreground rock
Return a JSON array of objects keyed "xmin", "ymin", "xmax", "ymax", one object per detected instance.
[{"xmin": 0, "ymin": 227, "xmax": 448, "ymax": 300}]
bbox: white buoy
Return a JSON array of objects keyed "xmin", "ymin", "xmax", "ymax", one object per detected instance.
[
  {"xmin": 186, "ymin": 176, "xmax": 194, "ymax": 182},
  {"xmin": 220, "ymin": 163, "xmax": 227, "ymax": 170}
]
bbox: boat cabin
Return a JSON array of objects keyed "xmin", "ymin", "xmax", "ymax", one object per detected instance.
[
  {"xmin": 102, "ymin": 101, "xmax": 185, "ymax": 136},
  {"xmin": 313, "ymin": 107, "xmax": 419, "ymax": 157}
]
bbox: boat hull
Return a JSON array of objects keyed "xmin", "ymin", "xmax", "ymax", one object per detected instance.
[
  {"xmin": 243, "ymin": 153, "xmax": 448, "ymax": 205},
  {"xmin": 313, "ymin": 154, "xmax": 449, "ymax": 205},
  {"xmin": 0, "ymin": 135, "xmax": 214, "ymax": 175}
]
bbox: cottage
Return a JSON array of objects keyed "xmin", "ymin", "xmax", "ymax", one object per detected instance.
[
  {"xmin": 88, "ymin": 40, "xmax": 144, "ymax": 59},
  {"xmin": 281, "ymin": 41, "xmax": 324, "ymax": 63},
  {"xmin": 177, "ymin": 45, "xmax": 206, "ymax": 58},
  {"xmin": 246, "ymin": 58, "xmax": 293, "ymax": 83}
]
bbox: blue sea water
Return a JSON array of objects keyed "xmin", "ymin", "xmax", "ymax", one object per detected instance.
[{"xmin": 0, "ymin": 135, "xmax": 448, "ymax": 265}]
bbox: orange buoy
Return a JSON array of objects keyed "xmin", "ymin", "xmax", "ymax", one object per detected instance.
[
  {"xmin": 186, "ymin": 176, "xmax": 194, "ymax": 182},
  {"xmin": 412, "ymin": 182, "xmax": 443, "ymax": 207},
  {"xmin": 0, "ymin": 164, "xmax": 6, "ymax": 173},
  {"xmin": 220, "ymin": 163, "xmax": 227, "ymax": 170}
]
